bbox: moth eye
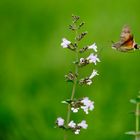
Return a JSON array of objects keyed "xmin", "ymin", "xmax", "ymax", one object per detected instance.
[{"xmin": 134, "ymin": 44, "xmax": 138, "ymax": 49}]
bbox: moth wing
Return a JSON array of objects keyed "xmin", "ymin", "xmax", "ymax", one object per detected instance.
[
  {"xmin": 120, "ymin": 25, "xmax": 134, "ymax": 47},
  {"xmin": 120, "ymin": 26, "xmax": 131, "ymax": 41}
]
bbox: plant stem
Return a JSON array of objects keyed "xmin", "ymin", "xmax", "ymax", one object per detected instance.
[
  {"xmin": 71, "ymin": 50, "xmax": 78, "ymax": 100},
  {"xmin": 135, "ymin": 103, "xmax": 140, "ymax": 140},
  {"xmin": 64, "ymin": 27, "xmax": 79, "ymax": 140},
  {"xmin": 64, "ymin": 53, "xmax": 78, "ymax": 140}
]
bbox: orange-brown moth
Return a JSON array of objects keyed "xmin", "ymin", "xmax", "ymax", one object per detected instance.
[{"xmin": 112, "ymin": 25, "xmax": 139, "ymax": 52}]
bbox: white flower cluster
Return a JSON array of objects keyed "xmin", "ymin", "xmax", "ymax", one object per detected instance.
[
  {"xmin": 79, "ymin": 53, "xmax": 100, "ymax": 66},
  {"xmin": 78, "ymin": 43, "xmax": 100, "ymax": 86},
  {"xmin": 56, "ymin": 117, "xmax": 88, "ymax": 135},
  {"xmin": 79, "ymin": 43, "xmax": 100, "ymax": 66},
  {"xmin": 71, "ymin": 97, "xmax": 94, "ymax": 114},
  {"xmin": 61, "ymin": 39, "xmax": 100, "ymax": 66},
  {"xmin": 58, "ymin": 18, "xmax": 100, "ymax": 136},
  {"xmin": 68, "ymin": 120, "xmax": 88, "ymax": 134}
]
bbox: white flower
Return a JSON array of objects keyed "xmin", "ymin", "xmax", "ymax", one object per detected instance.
[
  {"xmin": 81, "ymin": 97, "xmax": 94, "ymax": 114},
  {"xmin": 88, "ymin": 43, "xmax": 97, "ymax": 52},
  {"xmin": 86, "ymin": 53, "xmax": 100, "ymax": 65},
  {"xmin": 81, "ymin": 106, "xmax": 89, "ymax": 114},
  {"xmin": 71, "ymin": 107, "xmax": 79, "ymax": 113},
  {"xmin": 68, "ymin": 120, "xmax": 76, "ymax": 128},
  {"xmin": 56, "ymin": 117, "xmax": 64, "ymax": 126},
  {"xmin": 74, "ymin": 129, "xmax": 80, "ymax": 134},
  {"xmin": 78, "ymin": 120, "xmax": 88, "ymax": 129},
  {"xmin": 61, "ymin": 38, "xmax": 71, "ymax": 48},
  {"xmin": 89, "ymin": 69, "xmax": 99, "ymax": 79}
]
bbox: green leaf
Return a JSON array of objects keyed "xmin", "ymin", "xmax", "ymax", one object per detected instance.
[
  {"xmin": 136, "ymin": 96, "xmax": 140, "ymax": 103},
  {"xmin": 125, "ymin": 131, "xmax": 136, "ymax": 135},
  {"xmin": 130, "ymin": 99, "xmax": 137, "ymax": 104},
  {"xmin": 125, "ymin": 131, "xmax": 140, "ymax": 136}
]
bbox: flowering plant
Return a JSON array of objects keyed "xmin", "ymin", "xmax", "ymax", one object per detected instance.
[
  {"xmin": 125, "ymin": 94, "xmax": 140, "ymax": 140},
  {"xmin": 55, "ymin": 15, "xmax": 100, "ymax": 139}
]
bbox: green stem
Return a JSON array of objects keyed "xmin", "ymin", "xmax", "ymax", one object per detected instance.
[
  {"xmin": 135, "ymin": 103, "xmax": 140, "ymax": 140},
  {"xmin": 71, "ymin": 50, "xmax": 78, "ymax": 100},
  {"xmin": 64, "ymin": 26, "xmax": 79, "ymax": 140}
]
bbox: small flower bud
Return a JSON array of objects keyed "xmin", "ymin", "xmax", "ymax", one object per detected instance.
[
  {"xmin": 78, "ymin": 58, "xmax": 89, "ymax": 67},
  {"xmin": 72, "ymin": 14, "xmax": 80, "ymax": 23},
  {"xmin": 65, "ymin": 72, "xmax": 77, "ymax": 82},
  {"xmin": 74, "ymin": 129, "xmax": 80, "ymax": 134},
  {"xmin": 61, "ymin": 99, "xmax": 72, "ymax": 104},
  {"xmin": 76, "ymin": 31, "xmax": 88, "ymax": 41},
  {"xmin": 71, "ymin": 107, "xmax": 79, "ymax": 113},
  {"xmin": 69, "ymin": 24, "xmax": 77, "ymax": 31},
  {"xmin": 78, "ymin": 22, "xmax": 85, "ymax": 29},
  {"xmin": 79, "ymin": 77, "xmax": 91, "ymax": 85},
  {"xmin": 79, "ymin": 46, "xmax": 88, "ymax": 53}
]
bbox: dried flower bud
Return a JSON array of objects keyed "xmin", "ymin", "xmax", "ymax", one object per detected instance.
[
  {"xmin": 72, "ymin": 14, "xmax": 80, "ymax": 23},
  {"xmin": 78, "ymin": 58, "xmax": 89, "ymax": 67},
  {"xmin": 68, "ymin": 43, "xmax": 77, "ymax": 51},
  {"xmin": 79, "ymin": 77, "xmax": 91, "ymax": 85},
  {"xmin": 69, "ymin": 24, "xmax": 77, "ymax": 31},
  {"xmin": 76, "ymin": 31, "xmax": 88, "ymax": 41},
  {"xmin": 79, "ymin": 46, "xmax": 88, "ymax": 53},
  {"xmin": 70, "ymin": 100, "xmax": 83, "ymax": 113},
  {"xmin": 65, "ymin": 72, "xmax": 77, "ymax": 82},
  {"xmin": 78, "ymin": 22, "xmax": 85, "ymax": 29}
]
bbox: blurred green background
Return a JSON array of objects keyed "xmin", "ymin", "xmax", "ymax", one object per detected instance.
[{"xmin": 0, "ymin": 0, "xmax": 140, "ymax": 140}]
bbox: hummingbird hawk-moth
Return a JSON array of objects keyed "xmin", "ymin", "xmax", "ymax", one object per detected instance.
[{"xmin": 112, "ymin": 25, "xmax": 139, "ymax": 52}]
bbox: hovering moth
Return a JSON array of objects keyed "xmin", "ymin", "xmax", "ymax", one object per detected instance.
[{"xmin": 112, "ymin": 25, "xmax": 139, "ymax": 52}]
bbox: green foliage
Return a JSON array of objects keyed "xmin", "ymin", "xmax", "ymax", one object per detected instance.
[
  {"xmin": 1, "ymin": 0, "xmax": 140, "ymax": 140},
  {"xmin": 130, "ymin": 95, "xmax": 140, "ymax": 104}
]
